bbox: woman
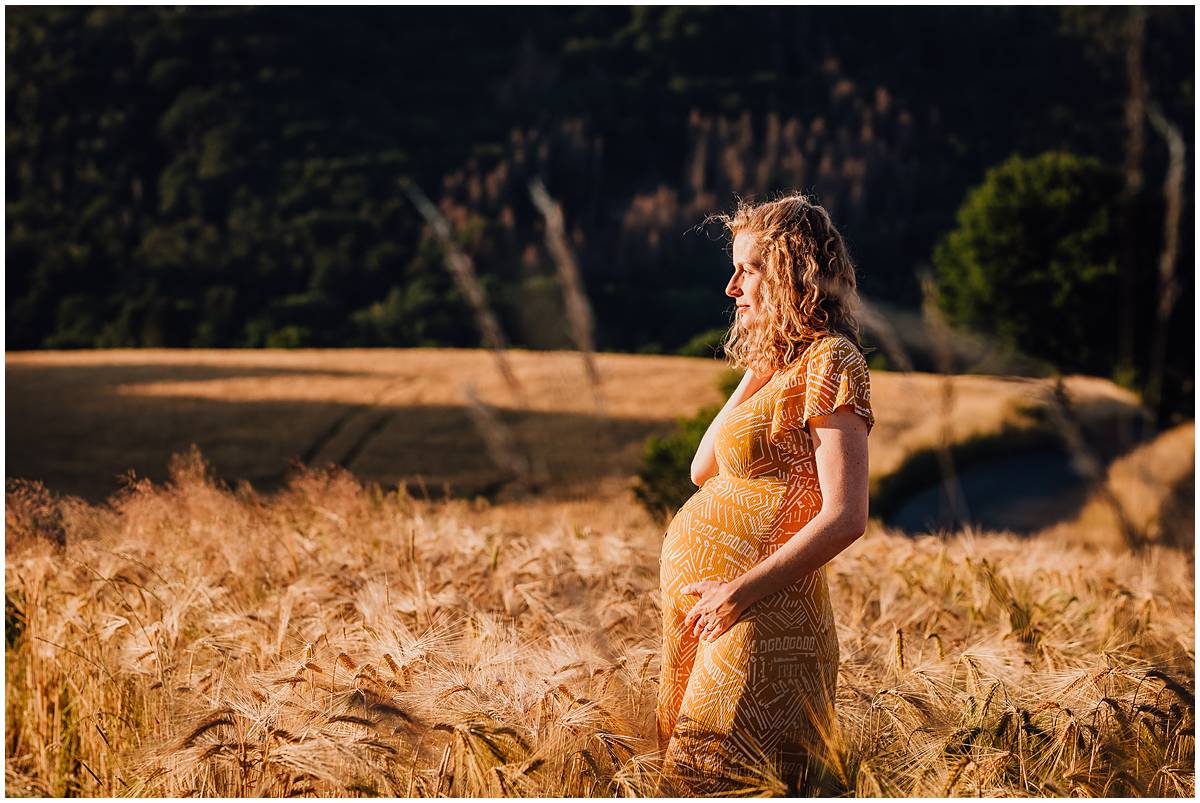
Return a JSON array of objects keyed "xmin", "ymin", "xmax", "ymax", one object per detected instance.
[{"xmin": 656, "ymin": 193, "xmax": 874, "ymax": 794}]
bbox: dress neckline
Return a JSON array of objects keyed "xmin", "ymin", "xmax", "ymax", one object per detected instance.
[
  {"xmin": 731, "ymin": 335, "xmax": 851, "ymax": 412},
  {"xmin": 733, "ymin": 370, "xmax": 780, "ymax": 411}
]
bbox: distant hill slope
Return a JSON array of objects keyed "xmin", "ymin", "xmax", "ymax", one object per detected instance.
[
  {"xmin": 1036, "ymin": 421, "xmax": 1195, "ymax": 550},
  {"xmin": 6, "ymin": 348, "xmax": 1152, "ymax": 507}
]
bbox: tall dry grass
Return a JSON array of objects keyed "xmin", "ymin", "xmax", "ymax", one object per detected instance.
[{"xmin": 5, "ymin": 447, "xmax": 1194, "ymax": 796}]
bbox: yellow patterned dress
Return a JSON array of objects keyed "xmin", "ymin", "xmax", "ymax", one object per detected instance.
[{"xmin": 657, "ymin": 334, "xmax": 875, "ymax": 792}]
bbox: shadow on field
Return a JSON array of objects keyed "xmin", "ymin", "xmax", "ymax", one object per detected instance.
[
  {"xmin": 5, "ymin": 360, "xmax": 376, "ymax": 388},
  {"xmin": 875, "ymin": 396, "xmax": 1153, "ymax": 536},
  {"xmin": 6, "ymin": 361, "xmax": 668, "ymax": 505}
]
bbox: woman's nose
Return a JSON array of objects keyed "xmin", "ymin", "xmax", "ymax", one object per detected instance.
[{"xmin": 725, "ymin": 276, "xmax": 740, "ymax": 297}]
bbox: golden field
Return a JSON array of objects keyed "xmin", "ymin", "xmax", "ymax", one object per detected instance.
[
  {"xmin": 4, "ymin": 348, "xmax": 1195, "ymax": 796},
  {"xmin": 4, "ymin": 347, "xmax": 1150, "ymax": 505}
]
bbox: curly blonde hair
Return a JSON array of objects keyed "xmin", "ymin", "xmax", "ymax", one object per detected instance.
[{"xmin": 709, "ymin": 192, "xmax": 866, "ymax": 376}]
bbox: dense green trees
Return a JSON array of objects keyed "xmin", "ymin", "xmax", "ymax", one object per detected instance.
[
  {"xmin": 5, "ymin": 6, "xmax": 1193, "ymax": 416},
  {"xmin": 932, "ymin": 151, "xmax": 1192, "ymax": 422},
  {"xmin": 933, "ymin": 152, "xmax": 1124, "ymax": 374}
]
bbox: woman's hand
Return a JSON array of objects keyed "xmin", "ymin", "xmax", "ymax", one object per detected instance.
[{"xmin": 680, "ymin": 580, "xmax": 750, "ymax": 643}]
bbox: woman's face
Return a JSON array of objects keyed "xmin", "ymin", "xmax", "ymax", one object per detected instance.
[{"xmin": 727, "ymin": 231, "xmax": 764, "ymax": 327}]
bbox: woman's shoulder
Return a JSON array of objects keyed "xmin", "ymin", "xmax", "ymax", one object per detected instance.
[
  {"xmin": 782, "ymin": 333, "xmax": 865, "ymax": 377},
  {"xmin": 810, "ymin": 333, "xmax": 861, "ymax": 359}
]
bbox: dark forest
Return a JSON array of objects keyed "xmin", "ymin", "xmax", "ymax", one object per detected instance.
[{"xmin": 6, "ymin": 6, "xmax": 1193, "ymax": 418}]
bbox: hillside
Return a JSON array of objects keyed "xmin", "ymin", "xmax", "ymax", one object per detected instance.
[
  {"xmin": 6, "ymin": 348, "xmax": 1148, "ymax": 508},
  {"xmin": 1037, "ymin": 421, "xmax": 1195, "ymax": 550}
]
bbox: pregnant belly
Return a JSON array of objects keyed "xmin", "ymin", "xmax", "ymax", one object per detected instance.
[{"xmin": 660, "ymin": 474, "xmax": 791, "ymax": 594}]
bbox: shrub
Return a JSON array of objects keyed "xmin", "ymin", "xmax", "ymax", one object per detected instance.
[
  {"xmin": 633, "ymin": 404, "xmax": 719, "ymax": 520},
  {"xmin": 677, "ymin": 327, "xmax": 727, "ymax": 358},
  {"xmin": 633, "ymin": 369, "xmax": 740, "ymax": 520}
]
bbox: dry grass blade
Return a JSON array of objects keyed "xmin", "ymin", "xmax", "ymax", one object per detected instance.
[
  {"xmin": 399, "ymin": 179, "xmax": 524, "ymax": 405},
  {"xmin": 528, "ymin": 176, "xmax": 605, "ymax": 410}
]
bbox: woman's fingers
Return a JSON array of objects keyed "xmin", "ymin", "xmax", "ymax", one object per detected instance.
[
  {"xmin": 680, "ymin": 581, "xmax": 728, "ymax": 640},
  {"xmin": 682, "ymin": 600, "xmax": 702, "ymax": 631},
  {"xmin": 680, "ymin": 583, "xmax": 708, "ymax": 629}
]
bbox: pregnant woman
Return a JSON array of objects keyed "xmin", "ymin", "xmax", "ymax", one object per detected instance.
[{"xmin": 657, "ymin": 193, "xmax": 874, "ymax": 794}]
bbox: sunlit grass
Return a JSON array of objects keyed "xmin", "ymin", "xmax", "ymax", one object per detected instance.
[{"xmin": 5, "ymin": 446, "xmax": 1193, "ymax": 796}]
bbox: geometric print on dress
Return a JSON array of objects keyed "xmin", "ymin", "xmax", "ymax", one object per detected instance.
[{"xmin": 656, "ymin": 333, "xmax": 873, "ymax": 794}]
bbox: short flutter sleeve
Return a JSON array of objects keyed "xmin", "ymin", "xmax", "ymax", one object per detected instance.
[{"xmin": 769, "ymin": 337, "xmax": 875, "ymax": 451}]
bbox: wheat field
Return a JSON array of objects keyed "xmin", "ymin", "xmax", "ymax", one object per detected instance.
[{"xmin": 4, "ymin": 349, "xmax": 1195, "ymax": 796}]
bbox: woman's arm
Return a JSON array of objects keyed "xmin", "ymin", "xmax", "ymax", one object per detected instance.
[
  {"xmin": 690, "ymin": 368, "xmax": 775, "ymax": 486},
  {"xmin": 728, "ymin": 406, "xmax": 869, "ymax": 606}
]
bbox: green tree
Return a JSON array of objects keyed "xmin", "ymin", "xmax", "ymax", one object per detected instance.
[{"xmin": 932, "ymin": 151, "xmax": 1124, "ymax": 375}]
